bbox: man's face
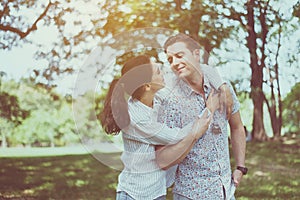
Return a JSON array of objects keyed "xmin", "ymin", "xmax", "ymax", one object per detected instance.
[{"xmin": 166, "ymin": 42, "xmax": 200, "ymax": 79}]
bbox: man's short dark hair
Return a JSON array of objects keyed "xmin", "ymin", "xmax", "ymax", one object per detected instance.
[{"xmin": 163, "ymin": 34, "xmax": 201, "ymax": 52}]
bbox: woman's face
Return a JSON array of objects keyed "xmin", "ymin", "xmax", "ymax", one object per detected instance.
[{"xmin": 150, "ymin": 62, "xmax": 165, "ymax": 90}]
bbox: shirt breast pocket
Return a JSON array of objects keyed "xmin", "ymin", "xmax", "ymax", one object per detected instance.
[{"xmin": 211, "ymin": 122, "xmax": 222, "ymax": 134}]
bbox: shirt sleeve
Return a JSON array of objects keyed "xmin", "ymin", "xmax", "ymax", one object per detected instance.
[
  {"xmin": 128, "ymin": 119, "xmax": 194, "ymax": 145},
  {"xmin": 227, "ymin": 81, "xmax": 240, "ymax": 114},
  {"xmin": 201, "ymin": 64, "xmax": 225, "ymax": 90}
]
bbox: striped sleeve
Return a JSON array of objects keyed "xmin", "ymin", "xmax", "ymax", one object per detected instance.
[
  {"xmin": 126, "ymin": 97, "xmax": 196, "ymax": 145},
  {"xmin": 129, "ymin": 119, "xmax": 194, "ymax": 145},
  {"xmin": 201, "ymin": 64, "xmax": 225, "ymax": 89}
]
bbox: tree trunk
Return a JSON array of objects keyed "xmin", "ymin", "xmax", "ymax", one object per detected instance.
[
  {"xmin": 267, "ymin": 79, "xmax": 282, "ymax": 139},
  {"xmin": 274, "ymin": 29, "xmax": 283, "ymax": 137},
  {"xmin": 1, "ymin": 132, "xmax": 7, "ymax": 148},
  {"xmin": 269, "ymin": 91, "xmax": 280, "ymax": 137},
  {"xmin": 247, "ymin": 0, "xmax": 267, "ymax": 141},
  {"xmin": 276, "ymin": 89, "xmax": 283, "ymax": 137},
  {"xmin": 268, "ymin": 17, "xmax": 283, "ymax": 138},
  {"xmin": 51, "ymin": 142, "xmax": 55, "ymax": 148},
  {"xmin": 251, "ymin": 86, "xmax": 267, "ymax": 141}
]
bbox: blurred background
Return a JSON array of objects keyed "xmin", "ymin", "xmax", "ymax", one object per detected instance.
[{"xmin": 0, "ymin": 0, "xmax": 299, "ymax": 199}]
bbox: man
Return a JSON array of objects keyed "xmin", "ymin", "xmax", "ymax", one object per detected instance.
[{"xmin": 156, "ymin": 34, "xmax": 246, "ymax": 199}]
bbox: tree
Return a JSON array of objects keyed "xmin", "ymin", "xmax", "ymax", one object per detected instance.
[
  {"xmin": 0, "ymin": 92, "xmax": 29, "ymax": 147},
  {"xmin": 0, "ymin": 0, "xmax": 92, "ymax": 88},
  {"xmin": 1, "ymin": 0, "xmax": 235, "ymax": 85},
  {"xmin": 2, "ymin": 0, "xmax": 299, "ymax": 142},
  {"xmin": 13, "ymin": 102, "xmax": 78, "ymax": 147},
  {"xmin": 1, "ymin": 79, "xmax": 78, "ymax": 147},
  {"xmin": 100, "ymin": 0, "xmax": 235, "ymax": 63},
  {"xmin": 99, "ymin": 0, "xmax": 300, "ymax": 141},
  {"xmin": 293, "ymin": 1, "xmax": 300, "ymax": 18},
  {"xmin": 73, "ymin": 91, "xmax": 111, "ymax": 143},
  {"xmin": 0, "ymin": 71, "xmax": 6, "ymax": 92},
  {"xmin": 282, "ymin": 82, "xmax": 300, "ymax": 135},
  {"xmin": 0, "ymin": 0, "xmax": 54, "ymax": 49},
  {"xmin": 0, "ymin": 118, "xmax": 14, "ymax": 148},
  {"xmin": 212, "ymin": 0, "xmax": 299, "ymax": 141}
]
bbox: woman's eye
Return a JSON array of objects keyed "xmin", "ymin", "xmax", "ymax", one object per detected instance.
[{"xmin": 176, "ymin": 54, "xmax": 183, "ymax": 58}]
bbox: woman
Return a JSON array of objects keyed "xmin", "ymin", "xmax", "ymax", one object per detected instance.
[{"xmin": 100, "ymin": 55, "xmax": 219, "ymax": 200}]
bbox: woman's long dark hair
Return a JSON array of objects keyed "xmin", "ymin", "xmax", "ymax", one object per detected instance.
[{"xmin": 99, "ymin": 55, "xmax": 152, "ymax": 135}]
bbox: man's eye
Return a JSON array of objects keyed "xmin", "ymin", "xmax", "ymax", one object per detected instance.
[{"xmin": 167, "ymin": 57, "xmax": 173, "ymax": 64}]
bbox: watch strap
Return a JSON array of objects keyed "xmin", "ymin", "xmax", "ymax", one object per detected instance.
[{"xmin": 237, "ymin": 166, "xmax": 248, "ymax": 175}]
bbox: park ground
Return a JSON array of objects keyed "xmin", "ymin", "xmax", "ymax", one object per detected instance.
[{"xmin": 0, "ymin": 138, "xmax": 299, "ymax": 200}]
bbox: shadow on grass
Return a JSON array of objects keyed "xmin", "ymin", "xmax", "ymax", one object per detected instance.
[
  {"xmin": 0, "ymin": 139, "xmax": 299, "ymax": 200},
  {"xmin": 0, "ymin": 153, "xmax": 121, "ymax": 200}
]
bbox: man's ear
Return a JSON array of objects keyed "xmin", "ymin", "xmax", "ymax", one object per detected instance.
[{"xmin": 193, "ymin": 49, "xmax": 200, "ymax": 61}]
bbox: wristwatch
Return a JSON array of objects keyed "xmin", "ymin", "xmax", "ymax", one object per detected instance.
[{"xmin": 236, "ymin": 166, "xmax": 248, "ymax": 175}]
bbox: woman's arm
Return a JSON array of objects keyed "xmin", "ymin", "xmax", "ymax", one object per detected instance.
[
  {"xmin": 155, "ymin": 135, "xmax": 196, "ymax": 170},
  {"xmin": 126, "ymin": 90, "xmax": 214, "ymax": 145},
  {"xmin": 155, "ymin": 91, "xmax": 220, "ymax": 170},
  {"xmin": 128, "ymin": 117, "xmax": 195, "ymax": 145},
  {"xmin": 155, "ymin": 109, "xmax": 211, "ymax": 170},
  {"xmin": 201, "ymin": 65, "xmax": 233, "ymax": 119},
  {"xmin": 125, "ymin": 97, "xmax": 196, "ymax": 145}
]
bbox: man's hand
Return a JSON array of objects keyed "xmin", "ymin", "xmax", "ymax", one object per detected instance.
[
  {"xmin": 219, "ymin": 84, "xmax": 233, "ymax": 119},
  {"xmin": 232, "ymin": 169, "xmax": 243, "ymax": 187}
]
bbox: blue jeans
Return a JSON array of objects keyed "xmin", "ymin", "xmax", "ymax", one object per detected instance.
[
  {"xmin": 116, "ymin": 191, "xmax": 166, "ymax": 200},
  {"xmin": 173, "ymin": 186, "xmax": 236, "ymax": 200}
]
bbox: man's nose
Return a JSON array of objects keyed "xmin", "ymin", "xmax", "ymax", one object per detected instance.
[{"xmin": 172, "ymin": 57, "xmax": 180, "ymax": 68}]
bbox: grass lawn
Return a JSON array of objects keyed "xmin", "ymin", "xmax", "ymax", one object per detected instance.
[
  {"xmin": 0, "ymin": 139, "xmax": 299, "ymax": 200},
  {"xmin": 234, "ymin": 138, "xmax": 300, "ymax": 200}
]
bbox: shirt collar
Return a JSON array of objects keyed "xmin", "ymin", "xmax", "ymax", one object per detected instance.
[{"xmin": 176, "ymin": 74, "xmax": 211, "ymax": 96}]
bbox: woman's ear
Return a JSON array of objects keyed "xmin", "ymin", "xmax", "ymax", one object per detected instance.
[{"xmin": 144, "ymin": 83, "xmax": 151, "ymax": 92}]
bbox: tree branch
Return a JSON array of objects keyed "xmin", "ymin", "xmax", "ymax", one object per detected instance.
[
  {"xmin": 258, "ymin": 1, "xmax": 269, "ymax": 69},
  {"xmin": 174, "ymin": 0, "xmax": 183, "ymax": 11},
  {"xmin": 0, "ymin": 1, "xmax": 53, "ymax": 39},
  {"xmin": 0, "ymin": 1, "xmax": 10, "ymax": 21},
  {"xmin": 216, "ymin": 1, "xmax": 247, "ymax": 29},
  {"xmin": 261, "ymin": 87, "xmax": 271, "ymax": 115}
]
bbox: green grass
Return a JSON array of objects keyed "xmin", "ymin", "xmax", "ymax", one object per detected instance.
[
  {"xmin": 0, "ymin": 153, "xmax": 121, "ymax": 200},
  {"xmin": 0, "ymin": 139, "xmax": 299, "ymax": 199},
  {"xmin": 233, "ymin": 139, "xmax": 300, "ymax": 200},
  {"xmin": 0, "ymin": 146, "xmax": 89, "ymax": 157}
]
